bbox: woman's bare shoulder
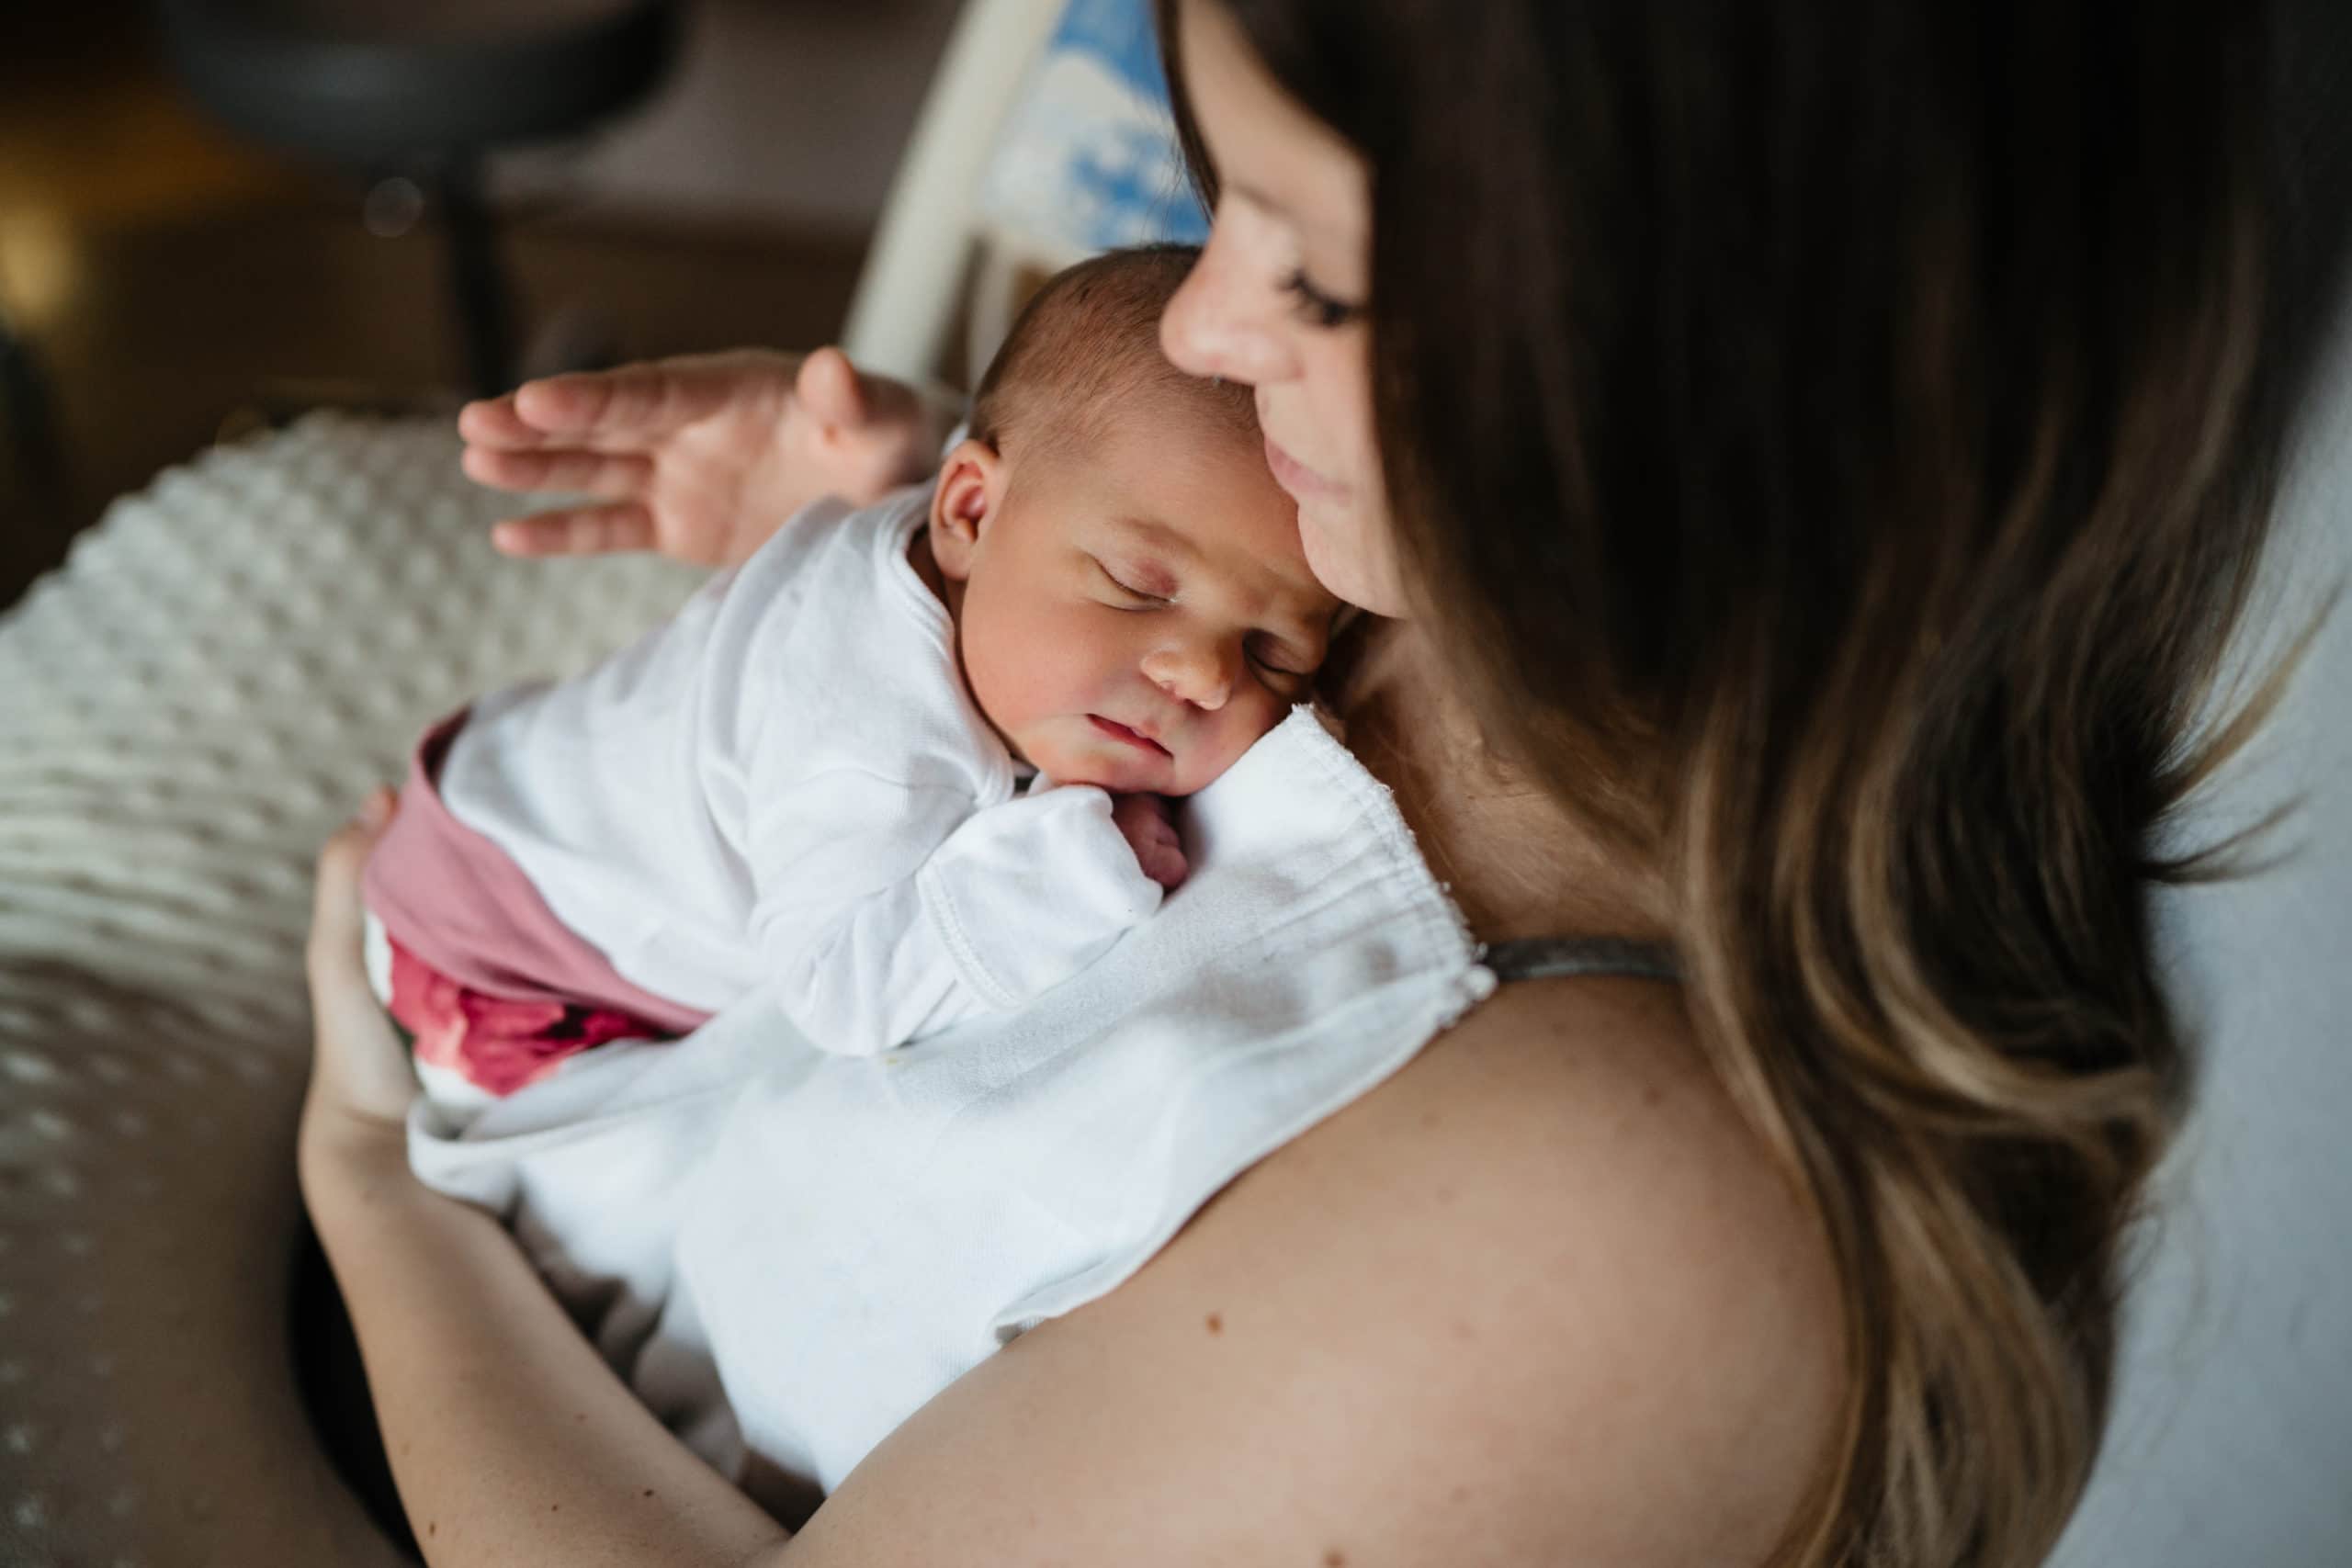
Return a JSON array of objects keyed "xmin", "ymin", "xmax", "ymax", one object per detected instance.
[{"xmin": 780, "ymin": 977, "xmax": 1848, "ymax": 1568}]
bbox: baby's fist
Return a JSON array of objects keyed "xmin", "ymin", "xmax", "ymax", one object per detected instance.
[{"xmin": 1112, "ymin": 793, "xmax": 1189, "ymax": 892}]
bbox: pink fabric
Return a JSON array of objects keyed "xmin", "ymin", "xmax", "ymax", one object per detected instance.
[
  {"xmin": 385, "ymin": 932, "xmax": 658, "ymax": 1097},
  {"xmin": 361, "ymin": 709, "xmax": 715, "ymax": 1041}
]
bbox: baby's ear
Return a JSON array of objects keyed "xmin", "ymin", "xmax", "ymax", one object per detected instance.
[{"xmin": 927, "ymin": 436, "xmax": 1002, "ymax": 581}]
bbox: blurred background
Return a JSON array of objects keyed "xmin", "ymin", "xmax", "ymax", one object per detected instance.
[{"xmin": 0, "ymin": 0, "xmax": 969, "ymax": 610}]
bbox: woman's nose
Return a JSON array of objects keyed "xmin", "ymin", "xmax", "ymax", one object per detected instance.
[
  {"xmin": 1142, "ymin": 643, "xmax": 1234, "ymax": 711},
  {"xmin": 1160, "ymin": 231, "xmax": 1293, "ymax": 388}
]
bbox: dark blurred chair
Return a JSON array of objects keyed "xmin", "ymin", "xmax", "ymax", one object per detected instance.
[
  {"xmin": 153, "ymin": 0, "xmax": 682, "ymax": 395},
  {"xmin": 0, "ymin": 299, "xmax": 65, "ymax": 507}
]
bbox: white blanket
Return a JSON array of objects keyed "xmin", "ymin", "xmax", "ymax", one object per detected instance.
[{"xmin": 407, "ymin": 705, "xmax": 1494, "ymax": 1496}]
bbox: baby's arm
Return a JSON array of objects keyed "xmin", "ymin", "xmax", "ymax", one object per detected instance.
[{"xmin": 748, "ymin": 776, "xmax": 1169, "ymax": 1056}]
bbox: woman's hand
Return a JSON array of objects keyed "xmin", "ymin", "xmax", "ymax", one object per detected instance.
[
  {"xmin": 300, "ymin": 786, "xmax": 419, "ymax": 1176},
  {"xmin": 458, "ymin": 347, "xmax": 955, "ymax": 570},
  {"xmin": 293, "ymin": 783, "xmax": 799, "ymax": 1567}
]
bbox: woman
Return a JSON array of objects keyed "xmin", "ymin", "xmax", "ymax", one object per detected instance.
[{"xmin": 300, "ymin": 1, "xmax": 2301, "ymax": 1562}]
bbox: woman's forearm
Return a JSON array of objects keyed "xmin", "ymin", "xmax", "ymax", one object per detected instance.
[{"xmin": 299, "ymin": 1111, "xmax": 792, "ymax": 1568}]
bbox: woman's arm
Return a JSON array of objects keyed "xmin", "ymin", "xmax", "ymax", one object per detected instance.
[
  {"xmin": 300, "ymin": 1130, "xmax": 790, "ymax": 1566},
  {"xmin": 774, "ymin": 976, "xmax": 1849, "ymax": 1567},
  {"xmin": 309, "ymin": 797, "xmax": 1844, "ymax": 1567},
  {"xmin": 300, "ymin": 796, "xmax": 789, "ymax": 1567}
]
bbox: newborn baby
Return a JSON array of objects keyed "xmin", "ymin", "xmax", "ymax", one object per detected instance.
[{"xmin": 362, "ymin": 245, "xmax": 1339, "ymax": 1114}]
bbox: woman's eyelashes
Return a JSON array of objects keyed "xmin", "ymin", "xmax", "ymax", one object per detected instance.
[{"xmin": 1282, "ymin": 267, "xmax": 1363, "ymax": 329}]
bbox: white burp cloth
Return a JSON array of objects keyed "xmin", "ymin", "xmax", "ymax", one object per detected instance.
[{"xmin": 405, "ymin": 705, "xmax": 1494, "ymax": 1499}]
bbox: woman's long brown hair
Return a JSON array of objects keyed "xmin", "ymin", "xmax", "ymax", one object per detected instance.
[{"xmin": 1159, "ymin": 1, "xmax": 2322, "ymax": 1562}]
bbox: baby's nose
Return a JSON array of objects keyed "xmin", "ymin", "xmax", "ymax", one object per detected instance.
[{"xmin": 1144, "ymin": 644, "xmax": 1233, "ymax": 711}]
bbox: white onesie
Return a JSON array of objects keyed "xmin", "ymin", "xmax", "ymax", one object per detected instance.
[{"xmin": 418, "ymin": 486, "xmax": 1165, "ymax": 1061}]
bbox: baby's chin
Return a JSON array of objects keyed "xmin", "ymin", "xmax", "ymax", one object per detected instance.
[
  {"xmin": 1029, "ymin": 736, "xmax": 1232, "ymax": 798},
  {"xmin": 1038, "ymin": 751, "xmax": 1177, "ymax": 796}
]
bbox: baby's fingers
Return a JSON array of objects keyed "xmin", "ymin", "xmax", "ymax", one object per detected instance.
[{"xmin": 1138, "ymin": 836, "xmax": 1189, "ymax": 892}]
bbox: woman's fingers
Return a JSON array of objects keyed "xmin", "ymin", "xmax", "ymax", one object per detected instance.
[
  {"xmin": 489, "ymin": 503, "xmax": 659, "ymax": 558},
  {"xmin": 799, "ymin": 347, "xmax": 946, "ymax": 500},
  {"xmin": 795, "ymin": 345, "xmax": 866, "ymax": 432},
  {"xmin": 463, "ymin": 364, "xmax": 729, "ymax": 450},
  {"xmin": 509, "ymin": 353, "xmax": 788, "ymax": 443},
  {"xmin": 305, "ymin": 790, "xmax": 420, "ymax": 1129},
  {"xmin": 308, "ymin": 788, "xmax": 393, "ymax": 979},
  {"xmin": 456, "ymin": 391, "xmax": 548, "ymax": 450},
  {"xmin": 460, "ymin": 444, "xmax": 653, "ymax": 499}
]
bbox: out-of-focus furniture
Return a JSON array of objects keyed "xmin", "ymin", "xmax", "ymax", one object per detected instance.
[
  {"xmin": 0, "ymin": 300, "xmax": 65, "ymax": 509},
  {"xmin": 842, "ymin": 0, "xmax": 1204, "ymax": 385},
  {"xmin": 153, "ymin": 0, "xmax": 683, "ymax": 394}
]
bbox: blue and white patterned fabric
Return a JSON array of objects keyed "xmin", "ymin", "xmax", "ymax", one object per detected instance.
[{"xmin": 977, "ymin": 0, "xmax": 1210, "ymax": 263}]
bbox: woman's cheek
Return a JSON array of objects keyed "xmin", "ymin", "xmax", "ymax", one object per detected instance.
[{"xmin": 1297, "ymin": 336, "xmax": 1407, "ymax": 613}]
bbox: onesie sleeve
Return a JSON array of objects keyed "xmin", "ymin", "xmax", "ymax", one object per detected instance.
[
  {"xmin": 914, "ymin": 784, "xmax": 1167, "ymax": 1009},
  {"xmin": 743, "ymin": 774, "xmax": 1163, "ymax": 1055}
]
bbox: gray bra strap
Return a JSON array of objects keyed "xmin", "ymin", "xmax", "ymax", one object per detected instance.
[{"xmin": 1481, "ymin": 936, "xmax": 1682, "ymax": 985}]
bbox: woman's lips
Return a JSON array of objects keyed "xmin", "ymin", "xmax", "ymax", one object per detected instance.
[
  {"xmin": 1090, "ymin": 715, "xmax": 1171, "ymax": 758},
  {"xmin": 1263, "ymin": 434, "xmax": 1345, "ymax": 502}
]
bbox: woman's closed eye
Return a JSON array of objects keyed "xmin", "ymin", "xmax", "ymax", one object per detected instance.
[{"xmin": 1282, "ymin": 267, "xmax": 1364, "ymax": 330}]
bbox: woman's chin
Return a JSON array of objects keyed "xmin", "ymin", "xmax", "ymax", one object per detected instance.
[{"xmin": 1297, "ymin": 499, "xmax": 1408, "ymax": 617}]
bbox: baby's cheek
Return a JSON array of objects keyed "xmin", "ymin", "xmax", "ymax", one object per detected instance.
[
  {"xmin": 1251, "ymin": 683, "xmax": 1298, "ymax": 734},
  {"xmin": 1199, "ymin": 695, "xmax": 1288, "ymax": 785}
]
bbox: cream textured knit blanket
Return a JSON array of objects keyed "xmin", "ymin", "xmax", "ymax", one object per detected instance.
[{"xmin": 0, "ymin": 414, "xmax": 699, "ymax": 1564}]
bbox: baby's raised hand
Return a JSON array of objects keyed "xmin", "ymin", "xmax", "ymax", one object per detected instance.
[
  {"xmin": 458, "ymin": 347, "xmax": 955, "ymax": 570},
  {"xmin": 1111, "ymin": 793, "xmax": 1189, "ymax": 892}
]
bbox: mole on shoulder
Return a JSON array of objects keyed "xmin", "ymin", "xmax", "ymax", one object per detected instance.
[
  {"xmin": 1323, "ymin": 1551, "xmax": 1348, "ymax": 1567},
  {"xmin": 1205, "ymin": 1311, "xmax": 1225, "ymax": 1335}
]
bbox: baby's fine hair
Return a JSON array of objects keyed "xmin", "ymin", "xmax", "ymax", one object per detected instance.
[{"xmin": 968, "ymin": 244, "xmax": 1258, "ymax": 466}]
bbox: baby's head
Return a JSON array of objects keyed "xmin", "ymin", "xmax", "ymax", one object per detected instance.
[{"xmin": 928, "ymin": 245, "xmax": 1339, "ymax": 796}]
